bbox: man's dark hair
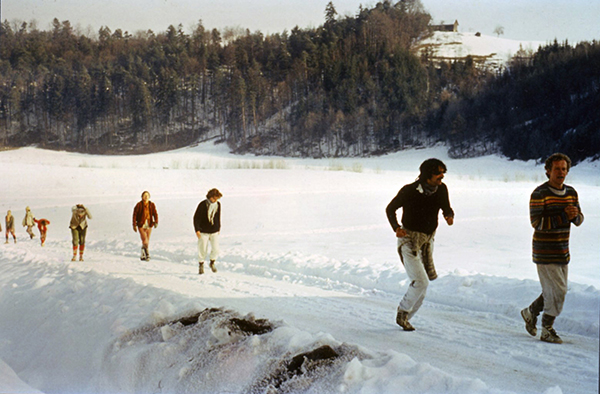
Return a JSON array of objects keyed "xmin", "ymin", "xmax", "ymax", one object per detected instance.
[
  {"xmin": 206, "ymin": 188, "xmax": 223, "ymax": 199},
  {"xmin": 544, "ymin": 153, "xmax": 572, "ymax": 178},
  {"xmin": 418, "ymin": 158, "xmax": 447, "ymax": 181}
]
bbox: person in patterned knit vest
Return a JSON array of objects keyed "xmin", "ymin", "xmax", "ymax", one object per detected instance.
[
  {"xmin": 70, "ymin": 204, "xmax": 92, "ymax": 261},
  {"xmin": 521, "ymin": 153, "xmax": 584, "ymax": 344}
]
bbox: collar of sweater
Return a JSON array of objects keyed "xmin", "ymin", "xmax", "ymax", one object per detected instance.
[{"xmin": 417, "ymin": 181, "xmax": 438, "ymax": 196}]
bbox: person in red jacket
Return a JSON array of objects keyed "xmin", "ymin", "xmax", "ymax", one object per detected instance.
[
  {"xmin": 34, "ymin": 218, "xmax": 50, "ymax": 246},
  {"xmin": 133, "ymin": 191, "xmax": 158, "ymax": 261}
]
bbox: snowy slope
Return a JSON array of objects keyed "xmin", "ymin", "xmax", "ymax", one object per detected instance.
[
  {"xmin": 418, "ymin": 31, "xmax": 546, "ymax": 69},
  {"xmin": 0, "ymin": 144, "xmax": 598, "ymax": 394}
]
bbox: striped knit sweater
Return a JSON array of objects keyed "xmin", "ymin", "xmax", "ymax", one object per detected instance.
[{"xmin": 530, "ymin": 182, "xmax": 584, "ymax": 264}]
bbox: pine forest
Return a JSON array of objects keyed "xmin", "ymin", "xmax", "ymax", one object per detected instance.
[{"xmin": 1, "ymin": 1, "xmax": 599, "ymax": 163}]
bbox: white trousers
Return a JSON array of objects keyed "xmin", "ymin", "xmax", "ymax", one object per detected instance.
[
  {"xmin": 397, "ymin": 242, "xmax": 430, "ymax": 319},
  {"xmin": 197, "ymin": 232, "xmax": 220, "ymax": 262},
  {"xmin": 537, "ymin": 264, "xmax": 568, "ymax": 317}
]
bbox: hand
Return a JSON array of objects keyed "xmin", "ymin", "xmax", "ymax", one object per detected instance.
[
  {"xmin": 395, "ymin": 227, "xmax": 407, "ymax": 238},
  {"xmin": 154, "ymin": 223, "xmax": 158, "ymax": 229},
  {"xmin": 133, "ymin": 226, "xmax": 137, "ymax": 233},
  {"xmin": 196, "ymin": 231, "xmax": 201, "ymax": 239},
  {"xmin": 445, "ymin": 216, "xmax": 454, "ymax": 226},
  {"xmin": 565, "ymin": 206, "xmax": 579, "ymax": 221}
]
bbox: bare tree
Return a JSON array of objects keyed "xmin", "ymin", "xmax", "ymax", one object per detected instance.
[{"xmin": 494, "ymin": 25, "xmax": 504, "ymax": 37}]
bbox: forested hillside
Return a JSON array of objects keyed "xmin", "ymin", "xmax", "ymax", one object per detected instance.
[
  {"xmin": 433, "ymin": 40, "xmax": 600, "ymax": 163},
  {"xmin": 1, "ymin": 0, "xmax": 599, "ymax": 162}
]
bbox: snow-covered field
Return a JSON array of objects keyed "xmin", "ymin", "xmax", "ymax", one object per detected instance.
[
  {"xmin": 418, "ymin": 31, "xmax": 546, "ymax": 68},
  {"xmin": 0, "ymin": 143, "xmax": 598, "ymax": 394}
]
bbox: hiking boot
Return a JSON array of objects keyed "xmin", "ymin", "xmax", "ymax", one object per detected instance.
[
  {"xmin": 209, "ymin": 260, "xmax": 217, "ymax": 273},
  {"xmin": 540, "ymin": 326, "xmax": 563, "ymax": 344},
  {"xmin": 141, "ymin": 247, "xmax": 149, "ymax": 261},
  {"xmin": 79, "ymin": 255, "xmax": 84, "ymax": 262},
  {"xmin": 520, "ymin": 307, "xmax": 537, "ymax": 336},
  {"xmin": 396, "ymin": 310, "xmax": 415, "ymax": 331},
  {"xmin": 71, "ymin": 256, "xmax": 77, "ymax": 262},
  {"xmin": 198, "ymin": 262, "xmax": 204, "ymax": 275}
]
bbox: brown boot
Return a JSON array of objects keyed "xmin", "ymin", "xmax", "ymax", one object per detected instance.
[
  {"xmin": 199, "ymin": 262, "xmax": 204, "ymax": 275},
  {"xmin": 520, "ymin": 307, "xmax": 538, "ymax": 336},
  {"xmin": 396, "ymin": 309, "xmax": 415, "ymax": 331},
  {"xmin": 540, "ymin": 314, "xmax": 562, "ymax": 344}
]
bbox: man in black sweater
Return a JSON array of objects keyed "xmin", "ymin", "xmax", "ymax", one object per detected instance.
[
  {"xmin": 194, "ymin": 188, "xmax": 223, "ymax": 274},
  {"xmin": 386, "ymin": 158, "xmax": 454, "ymax": 331}
]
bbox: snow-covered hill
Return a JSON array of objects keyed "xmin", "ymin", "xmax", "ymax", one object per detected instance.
[
  {"xmin": 0, "ymin": 144, "xmax": 598, "ymax": 393},
  {"xmin": 418, "ymin": 31, "xmax": 546, "ymax": 70}
]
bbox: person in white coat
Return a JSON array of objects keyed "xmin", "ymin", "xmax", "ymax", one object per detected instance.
[{"xmin": 22, "ymin": 206, "xmax": 35, "ymax": 239}]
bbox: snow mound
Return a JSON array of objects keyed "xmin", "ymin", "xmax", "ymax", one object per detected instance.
[{"xmin": 93, "ymin": 306, "xmax": 506, "ymax": 394}]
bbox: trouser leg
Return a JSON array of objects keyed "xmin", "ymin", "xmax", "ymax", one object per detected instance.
[
  {"xmin": 537, "ymin": 264, "xmax": 568, "ymax": 317},
  {"xmin": 397, "ymin": 243, "xmax": 429, "ymax": 318},
  {"xmin": 197, "ymin": 233, "xmax": 209, "ymax": 262},
  {"xmin": 208, "ymin": 233, "xmax": 220, "ymax": 261}
]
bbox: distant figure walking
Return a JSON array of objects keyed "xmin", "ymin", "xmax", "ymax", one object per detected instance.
[
  {"xmin": 386, "ymin": 158, "xmax": 454, "ymax": 331},
  {"xmin": 34, "ymin": 218, "xmax": 50, "ymax": 246},
  {"xmin": 521, "ymin": 153, "xmax": 584, "ymax": 344},
  {"xmin": 22, "ymin": 206, "xmax": 36, "ymax": 239},
  {"xmin": 70, "ymin": 204, "xmax": 92, "ymax": 261},
  {"xmin": 193, "ymin": 188, "xmax": 222, "ymax": 275},
  {"xmin": 133, "ymin": 191, "xmax": 158, "ymax": 261},
  {"xmin": 5, "ymin": 210, "xmax": 16, "ymax": 244}
]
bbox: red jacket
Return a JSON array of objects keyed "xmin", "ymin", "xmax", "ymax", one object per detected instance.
[
  {"xmin": 133, "ymin": 201, "xmax": 158, "ymax": 228},
  {"xmin": 35, "ymin": 218, "xmax": 50, "ymax": 231}
]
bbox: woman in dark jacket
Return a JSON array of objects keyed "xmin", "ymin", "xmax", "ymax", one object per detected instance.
[{"xmin": 133, "ymin": 191, "xmax": 158, "ymax": 261}]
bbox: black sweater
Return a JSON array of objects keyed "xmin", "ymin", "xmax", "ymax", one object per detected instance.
[
  {"xmin": 193, "ymin": 200, "xmax": 221, "ymax": 234},
  {"xmin": 386, "ymin": 181, "xmax": 454, "ymax": 235}
]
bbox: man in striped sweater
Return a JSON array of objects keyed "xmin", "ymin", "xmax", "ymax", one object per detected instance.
[{"xmin": 521, "ymin": 153, "xmax": 584, "ymax": 344}]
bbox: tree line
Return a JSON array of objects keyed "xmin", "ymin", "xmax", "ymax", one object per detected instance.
[
  {"xmin": 434, "ymin": 40, "xmax": 600, "ymax": 163},
  {"xmin": 1, "ymin": 0, "xmax": 599, "ymax": 162}
]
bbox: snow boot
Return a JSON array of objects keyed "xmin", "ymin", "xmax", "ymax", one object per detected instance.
[
  {"xmin": 141, "ymin": 247, "xmax": 149, "ymax": 261},
  {"xmin": 520, "ymin": 307, "xmax": 537, "ymax": 336},
  {"xmin": 540, "ymin": 314, "xmax": 562, "ymax": 344},
  {"xmin": 396, "ymin": 309, "xmax": 415, "ymax": 331},
  {"xmin": 209, "ymin": 260, "xmax": 217, "ymax": 273},
  {"xmin": 198, "ymin": 262, "xmax": 204, "ymax": 275},
  {"xmin": 541, "ymin": 326, "xmax": 562, "ymax": 344}
]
